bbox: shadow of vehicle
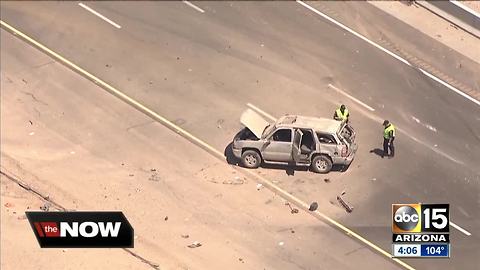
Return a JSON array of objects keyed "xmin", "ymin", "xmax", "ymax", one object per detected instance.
[
  {"xmin": 369, "ymin": 148, "xmax": 384, "ymax": 158},
  {"xmin": 262, "ymin": 162, "xmax": 347, "ymax": 175},
  {"xmin": 224, "ymin": 142, "xmax": 239, "ymax": 165}
]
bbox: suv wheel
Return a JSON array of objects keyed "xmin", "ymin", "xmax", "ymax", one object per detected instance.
[
  {"xmin": 311, "ymin": 155, "xmax": 332, "ymax": 173},
  {"xmin": 241, "ymin": 150, "xmax": 261, "ymax": 169}
]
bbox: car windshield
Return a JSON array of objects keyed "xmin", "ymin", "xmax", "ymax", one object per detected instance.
[{"xmin": 262, "ymin": 124, "xmax": 276, "ymax": 138}]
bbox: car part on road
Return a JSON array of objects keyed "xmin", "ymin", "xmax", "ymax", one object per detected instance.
[
  {"xmin": 309, "ymin": 202, "xmax": 319, "ymax": 211},
  {"xmin": 188, "ymin": 241, "xmax": 202, "ymax": 248},
  {"xmin": 285, "ymin": 201, "xmax": 299, "ymax": 214},
  {"xmin": 337, "ymin": 195, "xmax": 353, "ymax": 213}
]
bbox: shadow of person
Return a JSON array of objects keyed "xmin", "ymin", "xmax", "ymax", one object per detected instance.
[
  {"xmin": 369, "ymin": 148, "xmax": 384, "ymax": 158},
  {"xmin": 262, "ymin": 162, "xmax": 308, "ymax": 175},
  {"xmin": 224, "ymin": 142, "xmax": 238, "ymax": 165}
]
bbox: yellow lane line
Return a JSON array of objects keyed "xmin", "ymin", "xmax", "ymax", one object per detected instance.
[{"xmin": 1, "ymin": 20, "xmax": 414, "ymax": 270}]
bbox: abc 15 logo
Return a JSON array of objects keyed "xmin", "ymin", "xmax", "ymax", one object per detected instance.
[{"xmin": 392, "ymin": 204, "xmax": 449, "ymax": 233}]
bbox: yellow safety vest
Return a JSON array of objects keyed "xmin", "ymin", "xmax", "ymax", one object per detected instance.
[
  {"xmin": 384, "ymin": 124, "xmax": 395, "ymax": 139},
  {"xmin": 335, "ymin": 108, "xmax": 349, "ymax": 121}
]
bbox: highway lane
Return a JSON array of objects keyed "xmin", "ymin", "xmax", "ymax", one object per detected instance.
[{"xmin": 1, "ymin": 1, "xmax": 479, "ymax": 269}]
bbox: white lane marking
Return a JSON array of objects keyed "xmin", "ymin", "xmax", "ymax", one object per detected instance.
[
  {"xmin": 451, "ymin": 221, "xmax": 472, "ymax": 236},
  {"xmin": 328, "ymin": 84, "xmax": 375, "ymax": 111},
  {"xmin": 418, "ymin": 67, "xmax": 480, "ymax": 106},
  {"xmin": 247, "ymin": 103, "xmax": 277, "ymax": 121},
  {"xmin": 182, "ymin": 1, "xmax": 205, "ymax": 13},
  {"xmin": 411, "ymin": 116, "xmax": 437, "ymax": 132},
  {"xmin": 296, "ymin": 0, "xmax": 480, "ymax": 107},
  {"xmin": 449, "ymin": 0, "xmax": 480, "ymax": 19},
  {"xmin": 0, "ymin": 20, "xmax": 415, "ymax": 270},
  {"xmin": 78, "ymin": 3, "xmax": 122, "ymax": 29}
]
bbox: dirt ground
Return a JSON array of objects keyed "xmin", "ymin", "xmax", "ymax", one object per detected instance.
[{"xmin": 462, "ymin": 1, "xmax": 480, "ymax": 13}]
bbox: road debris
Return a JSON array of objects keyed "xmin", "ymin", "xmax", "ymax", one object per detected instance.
[
  {"xmin": 188, "ymin": 241, "xmax": 202, "ymax": 248},
  {"xmin": 285, "ymin": 202, "xmax": 299, "ymax": 214},
  {"xmin": 4, "ymin": 202, "xmax": 13, "ymax": 208},
  {"xmin": 40, "ymin": 202, "xmax": 51, "ymax": 211},
  {"xmin": 337, "ymin": 194, "xmax": 353, "ymax": 213},
  {"xmin": 371, "ymin": 178, "xmax": 377, "ymax": 181},
  {"xmin": 239, "ymin": 258, "xmax": 245, "ymax": 263},
  {"xmin": 256, "ymin": 183, "xmax": 263, "ymax": 190},
  {"xmin": 324, "ymin": 178, "xmax": 330, "ymax": 183},
  {"xmin": 29, "ymin": 132, "xmax": 35, "ymax": 136},
  {"xmin": 222, "ymin": 176, "xmax": 245, "ymax": 185},
  {"xmin": 164, "ymin": 216, "xmax": 168, "ymax": 221},
  {"xmin": 216, "ymin": 119, "xmax": 224, "ymax": 129},
  {"xmin": 278, "ymin": 241, "xmax": 284, "ymax": 246},
  {"xmin": 149, "ymin": 171, "xmax": 161, "ymax": 182},
  {"xmin": 181, "ymin": 234, "xmax": 189, "ymax": 239},
  {"xmin": 309, "ymin": 202, "xmax": 318, "ymax": 211}
]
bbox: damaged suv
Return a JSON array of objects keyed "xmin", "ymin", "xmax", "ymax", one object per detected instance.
[{"xmin": 232, "ymin": 109, "xmax": 357, "ymax": 173}]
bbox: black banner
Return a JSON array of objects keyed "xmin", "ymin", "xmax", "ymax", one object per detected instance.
[{"xmin": 26, "ymin": 211, "xmax": 134, "ymax": 248}]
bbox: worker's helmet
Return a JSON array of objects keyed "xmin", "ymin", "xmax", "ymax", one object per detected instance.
[
  {"xmin": 340, "ymin": 104, "xmax": 346, "ymax": 110},
  {"xmin": 383, "ymin": 120, "xmax": 390, "ymax": 126}
]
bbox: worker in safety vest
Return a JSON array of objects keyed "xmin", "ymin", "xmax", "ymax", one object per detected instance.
[
  {"xmin": 333, "ymin": 104, "xmax": 349, "ymax": 123},
  {"xmin": 382, "ymin": 120, "xmax": 395, "ymax": 158}
]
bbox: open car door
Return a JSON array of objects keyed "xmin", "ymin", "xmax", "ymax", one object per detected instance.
[{"xmin": 292, "ymin": 129, "xmax": 303, "ymax": 162}]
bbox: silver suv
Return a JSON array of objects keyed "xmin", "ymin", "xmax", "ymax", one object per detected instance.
[{"xmin": 232, "ymin": 109, "xmax": 358, "ymax": 173}]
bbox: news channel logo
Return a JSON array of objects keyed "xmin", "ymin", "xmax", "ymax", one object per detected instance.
[
  {"xmin": 26, "ymin": 211, "xmax": 134, "ymax": 248},
  {"xmin": 392, "ymin": 204, "xmax": 449, "ymax": 233},
  {"xmin": 391, "ymin": 204, "xmax": 450, "ymax": 258}
]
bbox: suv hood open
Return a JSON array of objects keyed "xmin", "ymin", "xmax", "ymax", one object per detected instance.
[{"xmin": 240, "ymin": 108, "xmax": 270, "ymax": 139}]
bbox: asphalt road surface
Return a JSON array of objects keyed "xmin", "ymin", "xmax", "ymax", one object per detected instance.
[{"xmin": 1, "ymin": 1, "xmax": 479, "ymax": 270}]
